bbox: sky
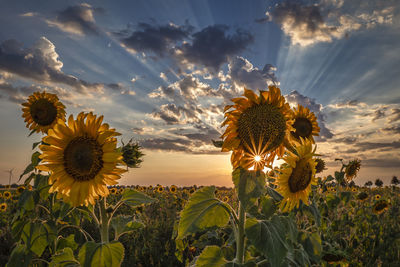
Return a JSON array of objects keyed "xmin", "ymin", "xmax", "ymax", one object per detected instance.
[{"xmin": 0, "ymin": 0, "xmax": 399, "ymax": 187}]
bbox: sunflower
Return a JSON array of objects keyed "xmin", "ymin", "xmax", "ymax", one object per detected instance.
[
  {"xmin": 345, "ymin": 159, "xmax": 361, "ymax": 181},
  {"xmin": 375, "ymin": 194, "xmax": 381, "ymax": 200},
  {"xmin": 118, "ymin": 188, "xmax": 124, "ymax": 194},
  {"xmin": 223, "ymin": 196, "xmax": 229, "ymax": 202},
  {"xmin": 21, "ymin": 91, "xmax": 66, "ymax": 134},
  {"xmin": 110, "ymin": 188, "xmax": 117, "ymax": 195},
  {"xmin": 157, "ymin": 186, "xmax": 164, "ymax": 193},
  {"xmin": 16, "ymin": 185, "xmax": 25, "ymax": 195},
  {"xmin": 0, "ymin": 192, "xmax": 2, "ymax": 198},
  {"xmin": 373, "ymin": 200, "xmax": 389, "ymax": 214},
  {"xmin": 315, "ymin": 158, "xmax": 326, "ymax": 174},
  {"xmin": 322, "ymin": 253, "xmax": 345, "ymax": 264},
  {"xmin": 275, "ymin": 138, "xmax": 317, "ymax": 212},
  {"xmin": 290, "ymin": 105, "xmax": 320, "ymax": 143},
  {"xmin": 221, "ymin": 86, "xmax": 293, "ymax": 171},
  {"xmin": 351, "ymin": 187, "xmax": 357, "ymax": 193},
  {"xmin": 3, "ymin": 191, "xmax": 11, "ymax": 200},
  {"xmin": 148, "ymin": 185, "xmax": 153, "ymax": 190},
  {"xmin": 0, "ymin": 203, "xmax": 7, "ymax": 212},
  {"xmin": 357, "ymin": 192, "xmax": 368, "ymax": 201},
  {"xmin": 189, "ymin": 188, "xmax": 196, "ymax": 194},
  {"xmin": 170, "ymin": 185, "xmax": 177, "ymax": 194},
  {"xmin": 36, "ymin": 112, "xmax": 126, "ymax": 207}
]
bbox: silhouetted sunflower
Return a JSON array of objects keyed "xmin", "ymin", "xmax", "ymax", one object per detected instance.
[
  {"xmin": 21, "ymin": 91, "xmax": 66, "ymax": 134},
  {"xmin": 290, "ymin": 105, "xmax": 320, "ymax": 143},
  {"xmin": 315, "ymin": 158, "xmax": 326, "ymax": 174},
  {"xmin": 345, "ymin": 159, "xmax": 361, "ymax": 181},
  {"xmin": 373, "ymin": 200, "xmax": 389, "ymax": 214},
  {"xmin": 37, "ymin": 112, "xmax": 126, "ymax": 206},
  {"xmin": 357, "ymin": 192, "xmax": 368, "ymax": 201},
  {"xmin": 221, "ymin": 86, "xmax": 293, "ymax": 171},
  {"xmin": 276, "ymin": 138, "xmax": 317, "ymax": 212}
]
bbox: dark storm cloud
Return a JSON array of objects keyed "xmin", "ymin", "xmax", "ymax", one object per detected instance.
[
  {"xmin": 362, "ymin": 158, "xmax": 400, "ymax": 168},
  {"xmin": 120, "ymin": 23, "xmax": 192, "ymax": 56},
  {"xmin": 177, "ymin": 25, "xmax": 253, "ymax": 73},
  {"xmin": 285, "ymin": 90, "xmax": 333, "ymax": 140},
  {"xmin": 382, "ymin": 126, "xmax": 400, "ymax": 134},
  {"xmin": 228, "ymin": 56, "xmax": 278, "ymax": 91},
  {"xmin": 372, "ymin": 107, "xmax": 386, "ymax": 121},
  {"xmin": 47, "ymin": 3, "xmax": 102, "ymax": 36},
  {"xmin": 0, "ymin": 37, "xmax": 121, "ymax": 95},
  {"xmin": 140, "ymin": 138, "xmax": 191, "ymax": 152},
  {"xmin": 345, "ymin": 141, "xmax": 400, "ymax": 153}
]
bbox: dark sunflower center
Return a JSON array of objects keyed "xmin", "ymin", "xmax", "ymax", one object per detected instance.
[
  {"xmin": 322, "ymin": 254, "xmax": 343, "ymax": 262},
  {"xmin": 30, "ymin": 98, "xmax": 58, "ymax": 126},
  {"xmin": 374, "ymin": 202, "xmax": 388, "ymax": 211},
  {"xmin": 237, "ymin": 104, "xmax": 286, "ymax": 153},
  {"xmin": 292, "ymin": 117, "xmax": 313, "ymax": 139},
  {"xmin": 288, "ymin": 159, "xmax": 312, "ymax": 193},
  {"xmin": 63, "ymin": 136, "xmax": 103, "ymax": 181}
]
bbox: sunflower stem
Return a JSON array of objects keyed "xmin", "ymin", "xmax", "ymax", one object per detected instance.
[
  {"xmin": 235, "ymin": 201, "xmax": 246, "ymax": 264},
  {"xmin": 99, "ymin": 197, "xmax": 109, "ymax": 243}
]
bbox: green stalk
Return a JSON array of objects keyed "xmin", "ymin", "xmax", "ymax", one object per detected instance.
[
  {"xmin": 99, "ymin": 197, "xmax": 109, "ymax": 243},
  {"xmin": 235, "ymin": 201, "xmax": 246, "ymax": 264}
]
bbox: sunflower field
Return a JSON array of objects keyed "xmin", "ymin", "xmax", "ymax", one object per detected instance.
[{"xmin": 0, "ymin": 87, "xmax": 399, "ymax": 266}]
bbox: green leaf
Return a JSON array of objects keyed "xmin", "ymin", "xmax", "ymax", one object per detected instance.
[
  {"xmin": 21, "ymin": 222, "xmax": 53, "ymax": 257},
  {"xmin": 177, "ymin": 186, "xmax": 231, "ymax": 239},
  {"xmin": 32, "ymin": 141, "xmax": 41, "ymax": 150},
  {"xmin": 110, "ymin": 215, "xmax": 144, "ymax": 240},
  {"xmin": 299, "ymin": 232, "xmax": 322, "ymax": 262},
  {"xmin": 31, "ymin": 151, "xmax": 41, "ymax": 166},
  {"xmin": 232, "ymin": 168, "xmax": 265, "ymax": 209},
  {"xmin": 50, "ymin": 247, "xmax": 79, "ymax": 267},
  {"xmin": 212, "ymin": 140, "xmax": 224, "ymax": 148},
  {"xmin": 57, "ymin": 234, "xmax": 79, "ymax": 251},
  {"xmin": 34, "ymin": 174, "xmax": 50, "ymax": 200},
  {"xmin": 334, "ymin": 171, "xmax": 345, "ymax": 183},
  {"xmin": 18, "ymin": 190, "xmax": 39, "ymax": 211},
  {"xmin": 121, "ymin": 189, "xmax": 156, "ymax": 207},
  {"xmin": 195, "ymin": 246, "xmax": 228, "ymax": 267},
  {"xmin": 6, "ymin": 245, "xmax": 32, "ymax": 267},
  {"xmin": 79, "ymin": 241, "xmax": 125, "ymax": 267},
  {"xmin": 19, "ymin": 163, "xmax": 34, "ymax": 180},
  {"xmin": 260, "ymin": 196, "xmax": 277, "ymax": 219},
  {"xmin": 266, "ymin": 186, "xmax": 283, "ymax": 202},
  {"xmin": 245, "ymin": 217, "xmax": 288, "ymax": 267}
]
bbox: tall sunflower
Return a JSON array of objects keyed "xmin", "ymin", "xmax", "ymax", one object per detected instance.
[
  {"xmin": 345, "ymin": 159, "xmax": 361, "ymax": 181},
  {"xmin": 290, "ymin": 105, "xmax": 320, "ymax": 143},
  {"xmin": 275, "ymin": 138, "xmax": 318, "ymax": 212},
  {"xmin": 36, "ymin": 112, "xmax": 126, "ymax": 207},
  {"xmin": 21, "ymin": 91, "xmax": 66, "ymax": 134},
  {"xmin": 221, "ymin": 86, "xmax": 293, "ymax": 171}
]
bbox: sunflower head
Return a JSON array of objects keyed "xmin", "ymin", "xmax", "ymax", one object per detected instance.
[
  {"xmin": 36, "ymin": 112, "xmax": 126, "ymax": 207},
  {"xmin": 221, "ymin": 86, "xmax": 293, "ymax": 171},
  {"xmin": 375, "ymin": 194, "xmax": 381, "ymax": 200},
  {"xmin": 110, "ymin": 188, "xmax": 117, "ymax": 195},
  {"xmin": 357, "ymin": 192, "xmax": 368, "ymax": 201},
  {"xmin": 21, "ymin": 91, "xmax": 66, "ymax": 134},
  {"xmin": 315, "ymin": 158, "xmax": 326, "ymax": 174},
  {"xmin": 0, "ymin": 203, "xmax": 7, "ymax": 212},
  {"xmin": 0, "ymin": 193, "xmax": 2, "ymax": 198},
  {"xmin": 3, "ymin": 191, "xmax": 11, "ymax": 199},
  {"xmin": 373, "ymin": 200, "xmax": 389, "ymax": 214},
  {"xmin": 223, "ymin": 196, "xmax": 229, "ymax": 202},
  {"xmin": 290, "ymin": 105, "xmax": 320, "ymax": 143},
  {"xmin": 16, "ymin": 186, "xmax": 25, "ymax": 195},
  {"xmin": 170, "ymin": 185, "xmax": 177, "ymax": 194},
  {"xmin": 275, "ymin": 138, "xmax": 318, "ymax": 212},
  {"xmin": 189, "ymin": 188, "xmax": 195, "ymax": 194},
  {"xmin": 157, "ymin": 186, "xmax": 164, "ymax": 193},
  {"xmin": 121, "ymin": 140, "xmax": 144, "ymax": 168},
  {"xmin": 345, "ymin": 159, "xmax": 361, "ymax": 181}
]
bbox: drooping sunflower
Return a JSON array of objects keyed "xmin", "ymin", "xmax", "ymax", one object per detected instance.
[
  {"xmin": 0, "ymin": 203, "xmax": 7, "ymax": 212},
  {"xmin": 345, "ymin": 159, "xmax": 361, "ymax": 181},
  {"xmin": 21, "ymin": 91, "xmax": 66, "ymax": 134},
  {"xmin": 357, "ymin": 192, "xmax": 368, "ymax": 201},
  {"xmin": 221, "ymin": 86, "xmax": 293, "ymax": 171},
  {"xmin": 373, "ymin": 200, "xmax": 389, "ymax": 214},
  {"xmin": 275, "ymin": 138, "xmax": 318, "ymax": 212},
  {"xmin": 290, "ymin": 105, "xmax": 320, "ymax": 143},
  {"xmin": 3, "ymin": 191, "xmax": 11, "ymax": 200},
  {"xmin": 36, "ymin": 112, "xmax": 126, "ymax": 207}
]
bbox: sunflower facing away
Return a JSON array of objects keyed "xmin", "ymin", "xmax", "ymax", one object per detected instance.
[
  {"xmin": 22, "ymin": 91, "xmax": 66, "ymax": 134},
  {"xmin": 37, "ymin": 112, "xmax": 126, "ymax": 207},
  {"xmin": 373, "ymin": 200, "xmax": 389, "ymax": 215},
  {"xmin": 221, "ymin": 86, "xmax": 293, "ymax": 171},
  {"xmin": 345, "ymin": 159, "xmax": 361, "ymax": 181},
  {"xmin": 290, "ymin": 105, "xmax": 320, "ymax": 143},
  {"xmin": 275, "ymin": 138, "xmax": 318, "ymax": 212}
]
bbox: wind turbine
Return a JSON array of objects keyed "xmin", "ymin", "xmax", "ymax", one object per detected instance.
[{"xmin": 4, "ymin": 168, "xmax": 14, "ymax": 188}]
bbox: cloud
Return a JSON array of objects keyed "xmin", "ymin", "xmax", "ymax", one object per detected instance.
[
  {"xmin": 0, "ymin": 37, "xmax": 114, "ymax": 95},
  {"xmin": 46, "ymin": 3, "xmax": 102, "ymax": 36},
  {"xmin": 372, "ymin": 107, "xmax": 387, "ymax": 121},
  {"xmin": 228, "ymin": 56, "xmax": 278, "ymax": 91},
  {"xmin": 382, "ymin": 126, "xmax": 400, "ymax": 134},
  {"xmin": 265, "ymin": 1, "xmax": 396, "ymax": 46},
  {"xmin": 389, "ymin": 108, "xmax": 400, "ymax": 123},
  {"xmin": 119, "ymin": 22, "xmax": 192, "ymax": 56},
  {"xmin": 175, "ymin": 25, "xmax": 253, "ymax": 73},
  {"xmin": 285, "ymin": 90, "xmax": 333, "ymax": 140}
]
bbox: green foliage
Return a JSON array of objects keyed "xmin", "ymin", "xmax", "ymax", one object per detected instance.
[
  {"xmin": 232, "ymin": 168, "xmax": 265, "ymax": 209},
  {"xmin": 177, "ymin": 186, "xmax": 232, "ymax": 239},
  {"xmin": 121, "ymin": 189, "xmax": 156, "ymax": 207},
  {"xmin": 78, "ymin": 241, "xmax": 125, "ymax": 267}
]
